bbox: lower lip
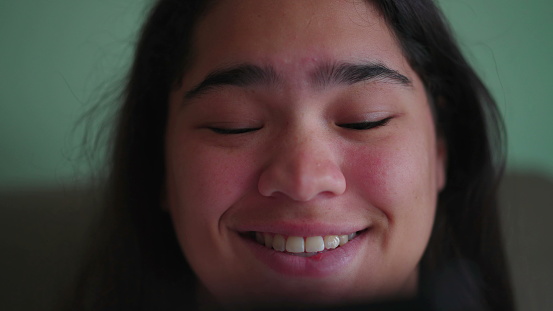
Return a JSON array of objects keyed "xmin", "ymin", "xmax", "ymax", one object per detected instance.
[{"xmin": 243, "ymin": 231, "xmax": 367, "ymax": 278}]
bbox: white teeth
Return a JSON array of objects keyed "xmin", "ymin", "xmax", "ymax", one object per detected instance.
[
  {"xmin": 305, "ymin": 236, "xmax": 325, "ymax": 252},
  {"xmin": 272, "ymin": 234, "xmax": 286, "ymax": 251},
  {"xmin": 255, "ymin": 232, "xmax": 264, "ymax": 244},
  {"xmin": 286, "ymin": 236, "xmax": 305, "ymax": 253},
  {"xmin": 263, "ymin": 233, "xmax": 273, "ymax": 248},
  {"xmin": 324, "ymin": 235, "xmax": 340, "ymax": 249},
  {"xmin": 339, "ymin": 235, "xmax": 348, "ymax": 246},
  {"xmin": 255, "ymin": 231, "xmax": 361, "ymax": 254}
]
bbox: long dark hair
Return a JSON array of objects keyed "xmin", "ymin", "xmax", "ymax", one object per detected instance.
[{"xmin": 65, "ymin": 0, "xmax": 514, "ymax": 310}]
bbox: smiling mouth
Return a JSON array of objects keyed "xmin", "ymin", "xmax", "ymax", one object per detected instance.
[{"xmin": 246, "ymin": 230, "xmax": 365, "ymax": 257}]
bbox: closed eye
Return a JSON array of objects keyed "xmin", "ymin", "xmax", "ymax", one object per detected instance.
[
  {"xmin": 338, "ymin": 117, "xmax": 392, "ymax": 130},
  {"xmin": 208, "ymin": 127, "xmax": 261, "ymax": 134}
]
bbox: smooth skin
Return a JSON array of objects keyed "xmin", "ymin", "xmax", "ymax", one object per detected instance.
[{"xmin": 165, "ymin": 0, "xmax": 446, "ymax": 307}]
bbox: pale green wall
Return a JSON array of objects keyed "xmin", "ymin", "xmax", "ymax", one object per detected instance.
[
  {"xmin": 1, "ymin": 0, "xmax": 552, "ymax": 189},
  {"xmin": 438, "ymin": 0, "xmax": 553, "ymax": 177},
  {"xmin": 0, "ymin": 0, "xmax": 150, "ymax": 189}
]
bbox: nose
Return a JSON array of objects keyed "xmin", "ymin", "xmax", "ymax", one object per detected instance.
[{"xmin": 258, "ymin": 130, "xmax": 346, "ymax": 202}]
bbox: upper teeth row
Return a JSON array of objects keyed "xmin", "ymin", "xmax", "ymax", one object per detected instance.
[{"xmin": 255, "ymin": 232, "xmax": 357, "ymax": 253}]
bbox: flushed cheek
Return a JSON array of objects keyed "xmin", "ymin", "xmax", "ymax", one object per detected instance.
[
  {"xmin": 345, "ymin": 149, "xmax": 409, "ymax": 209},
  {"xmin": 346, "ymin": 127, "xmax": 438, "ymax": 206},
  {"xmin": 342, "ymin": 141, "xmax": 437, "ymax": 287},
  {"xmin": 170, "ymin": 144, "xmax": 258, "ymax": 215},
  {"xmin": 166, "ymin": 141, "xmax": 261, "ymax": 276},
  {"xmin": 343, "ymin": 137, "xmax": 438, "ymax": 237}
]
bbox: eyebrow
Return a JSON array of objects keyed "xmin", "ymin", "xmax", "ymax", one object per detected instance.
[
  {"xmin": 184, "ymin": 64, "xmax": 278, "ymax": 99},
  {"xmin": 184, "ymin": 61, "xmax": 411, "ymax": 99},
  {"xmin": 313, "ymin": 62, "xmax": 412, "ymax": 88}
]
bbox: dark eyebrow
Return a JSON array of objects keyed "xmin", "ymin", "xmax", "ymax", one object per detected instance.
[
  {"xmin": 185, "ymin": 64, "xmax": 279, "ymax": 99},
  {"xmin": 312, "ymin": 62, "xmax": 412, "ymax": 88},
  {"xmin": 184, "ymin": 62, "xmax": 411, "ymax": 100}
]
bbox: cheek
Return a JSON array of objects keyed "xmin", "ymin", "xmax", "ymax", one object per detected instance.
[
  {"xmin": 166, "ymin": 132, "xmax": 271, "ymax": 264},
  {"xmin": 167, "ymin": 144, "xmax": 258, "ymax": 225},
  {"xmin": 165, "ymin": 140, "xmax": 262, "ymax": 278},
  {"xmin": 343, "ymin": 133, "xmax": 439, "ymax": 287},
  {"xmin": 344, "ymin": 132, "xmax": 439, "ymax": 225}
]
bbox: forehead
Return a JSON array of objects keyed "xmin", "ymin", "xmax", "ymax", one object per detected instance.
[{"xmin": 186, "ymin": 0, "xmax": 413, "ymax": 86}]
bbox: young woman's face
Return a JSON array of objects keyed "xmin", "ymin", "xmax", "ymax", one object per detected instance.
[{"xmin": 166, "ymin": 0, "xmax": 446, "ymax": 307}]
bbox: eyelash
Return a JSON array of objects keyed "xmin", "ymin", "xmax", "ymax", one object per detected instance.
[
  {"xmin": 208, "ymin": 117, "xmax": 392, "ymax": 135},
  {"xmin": 207, "ymin": 127, "xmax": 261, "ymax": 135},
  {"xmin": 337, "ymin": 117, "xmax": 392, "ymax": 130}
]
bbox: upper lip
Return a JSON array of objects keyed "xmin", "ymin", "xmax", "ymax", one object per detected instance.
[{"xmin": 233, "ymin": 222, "xmax": 370, "ymax": 237}]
